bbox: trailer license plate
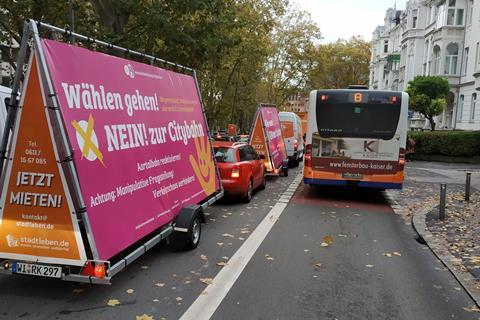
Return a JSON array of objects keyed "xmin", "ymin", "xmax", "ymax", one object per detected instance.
[{"xmin": 13, "ymin": 262, "xmax": 62, "ymax": 278}]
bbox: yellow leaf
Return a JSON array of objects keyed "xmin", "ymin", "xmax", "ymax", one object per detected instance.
[
  {"xmin": 217, "ymin": 262, "xmax": 228, "ymax": 267},
  {"xmin": 155, "ymin": 283, "xmax": 165, "ymax": 287},
  {"xmin": 136, "ymin": 314, "xmax": 154, "ymax": 320},
  {"xmin": 200, "ymin": 278, "xmax": 214, "ymax": 285},
  {"xmin": 126, "ymin": 289, "xmax": 134, "ymax": 294},
  {"xmin": 107, "ymin": 299, "xmax": 121, "ymax": 307},
  {"xmin": 323, "ymin": 236, "xmax": 333, "ymax": 244}
]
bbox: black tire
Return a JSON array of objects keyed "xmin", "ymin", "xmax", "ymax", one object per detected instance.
[
  {"xmin": 243, "ymin": 179, "xmax": 253, "ymax": 203},
  {"xmin": 259, "ymin": 170, "xmax": 267, "ymax": 190},
  {"xmin": 171, "ymin": 212, "xmax": 202, "ymax": 251}
]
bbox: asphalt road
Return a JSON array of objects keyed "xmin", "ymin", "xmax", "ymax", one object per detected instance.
[{"xmin": 0, "ymin": 165, "xmax": 478, "ymax": 320}]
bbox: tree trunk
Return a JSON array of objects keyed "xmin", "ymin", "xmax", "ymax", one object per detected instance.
[{"xmin": 428, "ymin": 116, "xmax": 436, "ymax": 131}]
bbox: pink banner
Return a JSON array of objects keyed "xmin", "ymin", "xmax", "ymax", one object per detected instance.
[
  {"xmin": 42, "ymin": 39, "xmax": 220, "ymax": 260},
  {"xmin": 260, "ymin": 106, "xmax": 286, "ymax": 169}
]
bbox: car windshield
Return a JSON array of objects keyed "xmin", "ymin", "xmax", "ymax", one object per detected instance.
[{"xmin": 214, "ymin": 147, "xmax": 236, "ymax": 163}]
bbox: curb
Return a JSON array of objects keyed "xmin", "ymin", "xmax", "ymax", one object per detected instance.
[{"xmin": 385, "ymin": 190, "xmax": 480, "ymax": 308}]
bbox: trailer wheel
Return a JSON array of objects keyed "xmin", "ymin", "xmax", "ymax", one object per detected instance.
[{"xmin": 171, "ymin": 205, "xmax": 204, "ymax": 251}]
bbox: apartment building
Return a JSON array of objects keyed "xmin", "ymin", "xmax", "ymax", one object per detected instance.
[
  {"xmin": 370, "ymin": 0, "xmax": 480, "ymax": 130},
  {"xmin": 283, "ymin": 94, "xmax": 309, "ymax": 113}
]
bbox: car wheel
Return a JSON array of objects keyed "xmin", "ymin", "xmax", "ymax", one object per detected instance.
[
  {"xmin": 259, "ymin": 170, "xmax": 267, "ymax": 190},
  {"xmin": 243, "ymin": 179, "xmax": 253, "ymax": 203},
  {"xmin": 186, "ymin": 213, "xmax": 202, "ymax": 250}
]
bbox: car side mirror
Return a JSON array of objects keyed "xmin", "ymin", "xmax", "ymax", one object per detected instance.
[{"xmin": 259, "ymin": 154, "xmax": 266, "ymax": 160}]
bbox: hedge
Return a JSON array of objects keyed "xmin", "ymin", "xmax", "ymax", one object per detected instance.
[{"xmin": 409, "ymin": 130, "xmax": 480, "ymax": 157}]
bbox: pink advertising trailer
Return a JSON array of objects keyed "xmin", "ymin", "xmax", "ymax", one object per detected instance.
[{"xmin": 0, "ymin": 21, "xmax": 223, "ymax": 284}]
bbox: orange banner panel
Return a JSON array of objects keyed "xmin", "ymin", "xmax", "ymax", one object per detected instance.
[
  {"xmin": 0, "ymin": 55, "xmax": 85, "ymax": 264},
  {"xmin": 281, "ymin": 121, "xmax": 294, "ymax": 138}
]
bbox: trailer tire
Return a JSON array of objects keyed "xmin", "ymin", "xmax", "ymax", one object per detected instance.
[{"xmin": 171, "ymin": 205, "xmax": 204, "ymax": 251}]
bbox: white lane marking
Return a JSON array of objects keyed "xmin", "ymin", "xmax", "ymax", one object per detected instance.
[{"xmin": 179, "ymin": 174, "xmax": 302, "ymax": 320}]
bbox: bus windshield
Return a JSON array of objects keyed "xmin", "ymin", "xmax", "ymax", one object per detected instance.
[{"xmin": 315, "ymin": 90, "xmax": 401, "ymax": 140}]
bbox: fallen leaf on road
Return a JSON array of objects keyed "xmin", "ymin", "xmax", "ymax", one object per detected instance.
[
  {"xmin": 383, "ymin": 253, "xmax": 393, "ymax": 258},
  {"xmin": 222, "ymin": 233, "xmax": 234, "ymax": 238},
  {"xmin": 304, "ymin": 249, "xmax": 309, "ymax": 252},
  {"xmin": 265, "ymin": 254, "xmax": 274, "ymax": 261},
  {"xmin": 153, "ymin": 299, "xmax": 159, "ymax": 302},
  {"xmin": 136, "ymin": 314, "xmax": 154, "ymax": 320},
  {"xmin": 72, "ymin": 288, "xmax": 84, "ymax": 294},
  {"xmin": 217, "ymin": 262, "xmax": 228, "ymax": 267},
  {"xmin": 365, "ymin": 264, "xmax": 374, "ymax": 268},
  {"xmin": 200, "ymin": 278, "xmax": 213, "ymax": 285},
  {"xmin": 238, "ymin": 237, "xmax": 245, "ymax": 241},
  {"xmin": 226, "ymin": 212, "xmax": 232, "ymax": 215},
  {"xmin": 221, "ymin": 215, "xmax": 228, "ymax": 218},
  {"xmin": 126, "ymin": 289, "xmax": 134, "ymax": 294},
  {"xmin": 462, "ymin": 305, "xmax": 480, "ymax": 313},
  {"xmin": 200, "ymin": 254, "xmax": 208, "ymax": 261},
  {"xmin": 338, "ymin": 234, "xmax": 347, "ymax": 238},
  {"xmin": 433, "ymin": 285, "xmax": 442, "ymax": 290},
  {"xmin": 222, "ymin": 256, "xmax": 229, "ymax": 260},
  {"xmin": 323, "ymin": 236, "xmax": 333, "ymax": 245},
  {"xmin": 315, "ymin": 263, "xmax": 322, "ymax": 268},
  {"xmin": 176, "ymin": 297, "xmax": 183, "ymax": 303},
  {"xmin": 185, "ymin": 280, "xmax": 191, "ymax": 284},
  {"xmin": 320, "ymin": 242, "xmax": 329, "ymax": 247},
  {"xmin": 107, "ymin": 299, "xmax": 121, "ymax": 307},
  {"xmin": 141, "ymin": 265, "xmax": 149, "ymax": 270},
  {"xmin": 454, "ymin": 287, "xmax": 461, "ymax": 291},
  {"xmin": 217, "ymin": 242, "xmax": 224, "ymax": 246}
]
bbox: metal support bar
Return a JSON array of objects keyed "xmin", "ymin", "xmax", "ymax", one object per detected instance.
[
  {"xmin": 465, "ymin": 172, "xmax": 471, "ymax": 202},
  {"xmin": 439, "ymin": 183, "xmax": 447, "ymax": 221},
  {"xmin": 32, "ymin": 20, "xmax": 194, "ymax": 73}
]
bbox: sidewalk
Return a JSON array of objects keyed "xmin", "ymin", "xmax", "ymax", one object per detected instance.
[{"xmin": 387, "ymin": 161, "xmax": 480, "ymax": 305}]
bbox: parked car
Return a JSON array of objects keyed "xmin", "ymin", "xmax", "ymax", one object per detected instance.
[
  {"xmin": 279, "ymin": 111, "xmax": 304, "ymax": 167},
  {"xmin": 213, "ymin": 141, "xmax": 266, "ymax": 202}
]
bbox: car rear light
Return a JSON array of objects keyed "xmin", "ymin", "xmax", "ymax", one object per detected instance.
[
  {"xmin": 305, "ymin": 144, "xmax": 312, "ymax": 167},
  {"xmin": 294, "ymin": 139, "xmax": 298, "ymax": 151},
  {"xmin": 231, "ymin": 167, "xmax": 240, "ymax": 178},
  {"xmin": 398, "ymin": 148, "xmax": 405, "ymax": 167},
  {"xmin": 3, "ymin": 261, "xmax": 10, "ymax": 270}
]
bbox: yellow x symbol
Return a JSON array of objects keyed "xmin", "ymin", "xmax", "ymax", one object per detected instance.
[{"xmin": 71, "ymin": 114, "xmax": 106, "ymax": 167}]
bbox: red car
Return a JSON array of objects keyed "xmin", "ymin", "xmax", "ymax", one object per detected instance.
[{"xmin": 213, "ymin": 141, "xmax": 267, "ymax": 202}]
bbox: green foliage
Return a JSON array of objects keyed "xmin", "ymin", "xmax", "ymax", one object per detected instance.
[
  {"xmin": 409, "ymin": 131, "xmax": 480, "ymax": 157},
  {"xmin": 307, "ymin": 37, "xmax": 371, "ymax": 90},
  {"xmin": 406, "ymin": 76, "xmax": 450, "ymax": 131}
]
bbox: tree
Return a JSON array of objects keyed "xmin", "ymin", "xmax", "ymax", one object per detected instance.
[
  {"xmin": 308, "ymin": 37, "xmax": 371, "ymax": 90},
  {"xmin": 406, "ymin": 76, "xmax": 450, "ymax": 130}
]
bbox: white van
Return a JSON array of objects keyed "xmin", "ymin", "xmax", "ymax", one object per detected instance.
[
  {"xmin": 279, "ymin": 111, "xmax": 304, "ymax": 167},
  {"xmin": 0, "ymin": 85, "xmax": 11, "ymax": 138}
]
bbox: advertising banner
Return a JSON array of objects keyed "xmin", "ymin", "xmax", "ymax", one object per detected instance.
[
  {"xmin": 280, "ymin": 121, "xmax": 294, "ymax": 138},
  {"xmin": 42, "ymin": 39, "xmax": 220, "ymax": 260},
  {"xmin": 311, "ymin": 133, "xmax": 399, "ymax": 174},
  {"xmin": 259, "ymin": 106, "xmax": 287, "ymax": 170},
  {"xmin": 250, "ymin": 113, "xmax": 271, "ymax": 170},
  {"xmin": 0, "ymin": 54, "xmax": 86, "ymax": 265}
]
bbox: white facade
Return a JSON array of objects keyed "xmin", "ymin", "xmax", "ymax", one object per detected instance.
[{"xmin": 370, "ymin": 0, "xmax": 480, "ymax": 131}]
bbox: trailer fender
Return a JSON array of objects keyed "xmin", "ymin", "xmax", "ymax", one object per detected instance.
[{"xmin": 171, "ymin": 205, "xmax": 204, "ymax": 250}]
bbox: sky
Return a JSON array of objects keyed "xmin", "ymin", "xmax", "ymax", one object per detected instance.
[{"xmin": 294, "ymin": 0, "xmax": 406, "ymax": 43}]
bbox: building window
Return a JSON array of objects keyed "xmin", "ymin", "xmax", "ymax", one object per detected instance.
[
  {"xmin": 468, "ymin": 0, "xmax": 473, "ymax": 25},
  {"xmin": 412, "ymin": 9, "xmax": 418, "ymax": 28},
  {"xmin": 464, "ymin": 47, "xmax": 469, "ymax": 74},
  {"xmin": 471, "ymin": 93, "xmax": 477, "ymax": 121},
  {"xmin": 476, "ymin": 42, "xmax": 480, "ymax": 69},
  {"xmin": 445, "ymin": 43, "xmax": 459, "ymax": 75},
  {"xmin": 447, "ymin": 0, "xmax": 464, "ymax": 25},
  {"xmin": 458, "ymin": 95, "xmax": 464, "ymax": 120},
  {"xmin": 433, "ymin": 45, "xmax": 441, "ymax": 75},
  {"xmin": 384, "ymin": 40, "xmax": 389, "ymax": 53}
]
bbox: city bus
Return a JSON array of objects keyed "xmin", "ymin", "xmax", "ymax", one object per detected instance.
[{"xmin": 303, "ymin": 89, "xmax": 408, "ymax": 189}]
